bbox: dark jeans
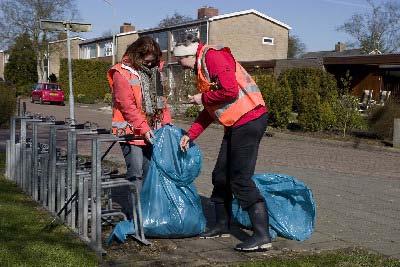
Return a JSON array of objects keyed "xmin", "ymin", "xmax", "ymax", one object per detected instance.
[
  {"xmin": 112, "ymin": 143, "xmax": 152, "ymax": 219},
  {"xmin": 120, "ymin": 143, "xmax": 152, "ymax": 181},
  {"xmin": 211, "ymin": 113, "xmax": 268, "ymax": 210}
]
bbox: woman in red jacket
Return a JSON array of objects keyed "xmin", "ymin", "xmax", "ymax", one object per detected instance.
[
  {"xmin": 107, "ymin": 36, "xmax": 171, "ymax": 219},
  {"xmin": 173, "ymin": 34, "xmax": 271, "ymax": 252}
]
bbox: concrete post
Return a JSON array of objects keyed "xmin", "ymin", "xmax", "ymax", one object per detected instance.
[{"xmin": 393, "ymin": 118, "xmax": 400, "ymax": 148}]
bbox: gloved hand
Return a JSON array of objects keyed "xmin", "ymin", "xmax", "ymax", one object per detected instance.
[{"xmin": 180, "ymin": 134, "xmax": 190, "ymax": 152}]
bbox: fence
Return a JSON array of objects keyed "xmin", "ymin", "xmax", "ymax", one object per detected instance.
[{"xmin": 4, "ymin": 105, "xmax": 150, "ymax": 257}]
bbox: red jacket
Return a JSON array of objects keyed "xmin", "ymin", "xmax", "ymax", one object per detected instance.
[{"xmin": 187, "ymin": 43, "xmax": 267, "ymax": 140}]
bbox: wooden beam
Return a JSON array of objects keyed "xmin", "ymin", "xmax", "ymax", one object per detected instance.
[{"xmin": 324, "ymin": 54, "xmax": 400, "ymax": 65}]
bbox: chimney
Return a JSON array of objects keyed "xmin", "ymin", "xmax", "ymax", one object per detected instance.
[
  {"xmin": 197, "ymin": 6, "xmax": 219, "ymax": 19},
  {"xmin": 335, "ymin": 42, "xmax": 346, "ymax": 52},
  {"xmin": 120, "ymin": 22, "xmax": 135, "ymax": 33}
]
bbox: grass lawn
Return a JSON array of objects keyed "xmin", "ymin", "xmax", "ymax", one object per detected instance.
[{"xmin": 0, "ymin": 153, "xmax": 98, "ymax": 267}]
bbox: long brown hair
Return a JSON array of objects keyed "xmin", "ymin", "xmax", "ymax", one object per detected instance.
[{"xmin": 123, "ymin": 36, "xmax": 162, "ymax": 69}]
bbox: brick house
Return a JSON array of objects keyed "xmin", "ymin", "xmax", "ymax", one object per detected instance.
[
  {"xmin": 5, "ymin": 5, "xmax": 293, "ymax": 81},
  {"xmin": 5, "ymin": 6, "xmax": 291, "ymax": 83},
  {"xmin": 47, "ymin": 37, "xmax": 85, "ymax": 78},
  {"xmin": 123, "ymin": 8, "xmax": 290, "ymax": 102},
  {"xmin": 111, "ymin": 8, "xmax": 291, "ymax": 63},
  {"xmin": 44, "ymin": 7, "xmax": 290, "ymax": 103},
  {"xmin": 47, "ymin": 7, "xmax": 290, "ymax": 74}
]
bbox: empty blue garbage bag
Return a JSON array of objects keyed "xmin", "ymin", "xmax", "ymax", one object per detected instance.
[
  {"xmin": 108, "ymin": 125, "xmax": 206, "ymax": 243},
  {"xmin": 231, "ymin": 173, "xmax": 316, "ymax": 241}
]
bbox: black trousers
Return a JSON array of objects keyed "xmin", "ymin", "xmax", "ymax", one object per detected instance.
[{"xmin": 211, "ymin": 113, "xmax": 268, "ymax": 210}]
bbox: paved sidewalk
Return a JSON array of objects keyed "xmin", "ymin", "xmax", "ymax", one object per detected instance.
[{"xmin": 3, "ymin": 101, "xmax": 400, "ymax": 265}]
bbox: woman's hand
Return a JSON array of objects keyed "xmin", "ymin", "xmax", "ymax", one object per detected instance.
[
  {"xmin": 180, "ymin": 134, "xmax": 190, "ymax": 152},
  {"xmin": 144, "ymin": 130, "xmax": 155, "ymax": 144},
  {"xmin": 188, "ymin": 93, "xmax": 202, "ymax": 105}
]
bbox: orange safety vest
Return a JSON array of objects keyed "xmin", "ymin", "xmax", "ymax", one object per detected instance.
[
  {"xmin": 107, "ymin": 63, "xmax": 147, "ymax": 145},
  {"xmin": 197, "ymin": 45, "xmax": 266, "ymax": 127}
]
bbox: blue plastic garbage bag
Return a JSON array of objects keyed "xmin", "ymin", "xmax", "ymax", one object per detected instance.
[
  {"xmin": 108, "ymin": 125, "xmax": 206, "ymax": 243},
  {"xmin": 231, "ymin": 173, "xmax": 316, "ymax": 241}
]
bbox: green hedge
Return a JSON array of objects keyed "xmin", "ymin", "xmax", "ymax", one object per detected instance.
[
  {"xmin": 278, "ymin": 68, "xmax": 345, "ymax": 131},
  {"xmin": 0, "ymin": 82, "xmax": 16, "ymax": 126},
  {"xmin": 254, "ymin": 72, "xmax": 293, "ymax": 128},
  {"xmin": 59, "ymin": 59, "xmax": 111, "ymax": 104},
  {"xmin": 368, "ymin": 100, "xmax": 400, "ymax": 140},
  {"xmin": 297, "ymin": 88, "xmax": 322, "ymax": 131},
  {"xmin": 278, "ymin": 68, "xmax": 338, "ymax": 112},
  {"xmin": 185, "ymin": 105, "xmax": 201, "ymax": 118},
  {"xmin": 253, "ymin": 68, "xmax": 368, "ymax": 133}
]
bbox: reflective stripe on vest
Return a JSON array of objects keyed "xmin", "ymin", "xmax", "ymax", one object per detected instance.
[
  {"xmin": 197, "ymin": 45, "xmax": 265, "ymax": 126},
  {"xmin": 111, "ymin": 121, "xmax": 129, "ymax": 128}
]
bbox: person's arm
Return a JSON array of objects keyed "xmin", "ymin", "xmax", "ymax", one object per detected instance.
[
  {"xmin": 187, "ymin": 109, "xmax": 214, "ymax": 140},
  {"xmin": 161, "ymin": 97, "xmax": 172, "ymax": 125},
  {"xmin": 180, "ymin": 109, "xmax": 214, "ymax": 151},
  {"xmin": 112, "ymin": 71, "xmax": 151, "ymax": 135},
  {"xmin": 201, "ymin": 49, "xmax": 239, "ymax": 106}
]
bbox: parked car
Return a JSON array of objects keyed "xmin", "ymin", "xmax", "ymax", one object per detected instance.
[{"xmin": 31, "ymin": 83, "xmax": 65, "ymax": 105}]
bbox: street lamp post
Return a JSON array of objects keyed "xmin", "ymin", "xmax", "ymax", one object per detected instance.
[
  {"xmin": 103, "ymin": 0, "xmax": 117, "ymax": 65},
  {"xmin": 40, "ymin": 20, "xmax": 92, "ymax": 124},
  {"xmin": 65, "ymin": 24, "xmax": 75, "ymax": 121}
]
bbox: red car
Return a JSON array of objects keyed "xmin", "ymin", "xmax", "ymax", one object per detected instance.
[{"xmin": 31, "ymin": 83, "xmax": 65, "ymax": 105}]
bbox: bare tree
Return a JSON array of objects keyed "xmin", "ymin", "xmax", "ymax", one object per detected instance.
[
  {"xmin": 337, "ymin": 0, "xmax": 400, "ymax": 53},
  {"xmin": 158, "ymin": 12, "xmax": 193, "ymax": 27},
  {"xmin": 0, "ymin": 0, "xmax": 79, "ymax": 82},
  {"xmin": 288, "ymin": 35, "xmax": 306, "ymax": 58}
]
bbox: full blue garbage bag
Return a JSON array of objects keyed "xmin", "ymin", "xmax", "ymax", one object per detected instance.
[
  {"xmin": 231, "ymin": 173, "xmax": 316, "ymax": 241},
  {"xmin": 108, "ymin": 125, "xmax": 206, "ymax": 243}
]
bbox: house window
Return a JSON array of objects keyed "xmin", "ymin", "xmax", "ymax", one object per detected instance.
[
  {"xmin": 171, "ymin": 27, "xmax": 200, "ymax": 49},
  {"xmin": 142, "ymin": 32, "xmax": 168, "ymax": 51},
  {"xmin": 99, "ymin": 41, "xmax": 113, "ymax": 57},
  {"xmin": 262, "ymin": 37, "xmax": 274, "ymax": 45},
  {"xmin": 89, "ymin": 44, "xmax": 97, "ymax": 58},
  {"xmin": 199, "ymin": 24, "xmax": 208, "ymax": 43},
  {"xmin": 81, "ymin": 44, "xmax": 97, "ymax": 59},
  {"xmin": 155, "ymin": 32, "xmax": 168, "ymax": 51}
]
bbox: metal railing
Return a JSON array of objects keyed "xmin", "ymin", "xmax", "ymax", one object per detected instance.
[{"xmin": 4, "ymin": 107, "xmax": 150, "ymax": 257}]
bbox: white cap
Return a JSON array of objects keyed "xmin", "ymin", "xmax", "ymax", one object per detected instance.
[{"xmin": 173, "ymin": 42, "xmax": 199, "ymax": 57}]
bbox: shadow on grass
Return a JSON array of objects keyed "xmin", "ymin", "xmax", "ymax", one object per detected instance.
[{"xmin": 0, "ymin": 175, "xmax": 98, "ymax": 266}]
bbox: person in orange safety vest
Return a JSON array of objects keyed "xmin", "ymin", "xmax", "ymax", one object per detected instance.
[
  {"xmin": 107, "ymin": 36, "xmax": 172, "ymax": 219},
  {"xmin": 173, "ymin": 34, "xmax": 271, "ymax": 252}
]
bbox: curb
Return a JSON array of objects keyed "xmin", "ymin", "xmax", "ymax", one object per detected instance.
[{"xmin": 59, "ymin": 102, "xmax": 400, "ymax": 155}]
